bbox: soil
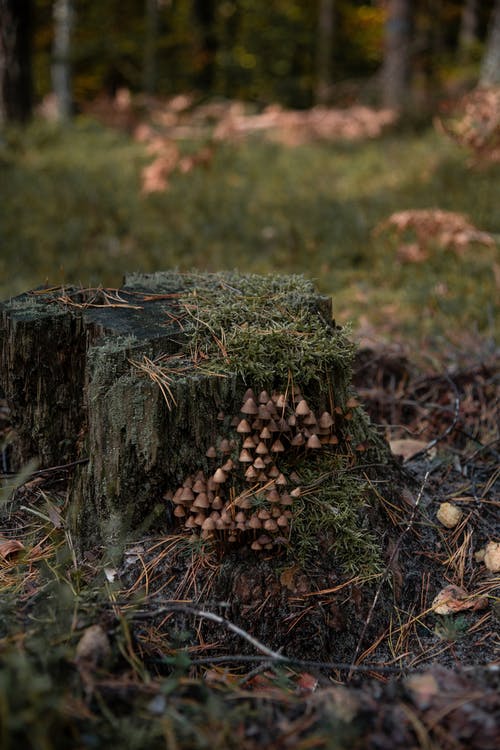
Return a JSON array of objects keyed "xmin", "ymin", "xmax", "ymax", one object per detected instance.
[{"xmin": 0, "ymin": 338, "xmax": 498, "ymax": 749}]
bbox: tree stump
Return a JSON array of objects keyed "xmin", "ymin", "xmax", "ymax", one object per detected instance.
[{"xmin": 1, "ymin": 271, "xmax": 404, "ymax": 660}]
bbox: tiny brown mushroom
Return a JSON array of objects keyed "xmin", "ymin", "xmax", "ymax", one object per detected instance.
[
  {"xmin": 235, "ymin": 511, "xmax": 247, "ymax": 524},
  {"xmin": 266, "ymin": 489, "xmax": 281, "ymax": 503},
  {"xmin": 259, "ymin": 390, "xmax": 271, "ymax": 404},
  {"xmin": 255, "ymin": 441, "xmax": 268, "ymax": 455},
  {"xmin": 251, "ymin": 541, "xmax": 262, "ymax": 551},
  {"xmin": 222, "ymin": 458, "xmax": 234, "ymax": 472},
  {"xmin": 280, "ymin": 493, "xmax": 293, "ymax": 506},
  {"xmin": 228, "ymin": 534, "xmax": 238, "ymax": 543},
  {"xmin": 239, "ymin": 449, "xmax": 254, "ymax": 463},
  {"xmin": 237, "ymin": 418, "xmax": 252, "ymax": 434},
  {"xmin": 174, "ymin": 505, "xmax": 186, "ymax": 517},
  {"xmin": 248, "ymin": 515, "xmax": 262, "ymax": 529},
  {"xmin": 306, "ymin": 434, "xmax": 322, "ymax": 449},
  {"xmin": 194, "ymin": 512, "xmax": 206, "ymax": 526},
  {"xmin": 259, "ymin": 426, "xmax": 272, "ymax": 440},
  {"xmin": 276, "ymin": 393, "xmax": 287, "ymax": 409},
  {"xmin": 192, "ymin": 479, "xmax": 207, "ymax": 493},
  {"xmin": 264, "ymin": 519, "xmax": 278, "ymax": 532},
  {"xmin": 163, "ymin": 489, "xmax": 174, "ymax": 501},
  {"xmin": 290, "ymin": 487, "xmax": 301, "ymax": 498},
  {"xmin": 257, "ymin": 509, "xmax": 271, "ymax": 520},
  {"xmin": 288, "ymin": 414, "xmax": 297, "ymax": 427},
  {"xmin": 253, "ymin": 457, "xmax": 266, "ymax": 470},
  {"xmin": 202, "ymin": 517, "xmax": 216, "ymax": 531},
  {"xmin": 270, "ymin": 438, "xmax": 285, "ymax": 453},
  {"xmin": 243, "ymin": 437, "xmax": 256, "ymax": 449},
  {"xmin": 276, "ymin": 473, "xmax": 287, "ymax": 486},
  {"xmin": 219, "ymin": 438, "xmax": 232, "ymax": 453},
  {"xmin": 212, "ymin": 495, "xmax": 224, "ymax": 510},
  {"xmin": 319, "ymin": 411, "xmax": 334, "ymax": 429},
  {"xmin": 257, "ymin": 534, "xmax": 273, "ymax": 546},
  {"xmin": 180, "ymin": 486, "xmax": 195, "ymax": 503},
  {"xmin": 237, "ymin": 496, "xmax": 252, "ymax": 509},
  {"xmin": 267, "ymin": 464, "xmax": 280, "ymax": 478},
  {"xmin": 217, "ymin": 410, "xmax": 225, "ymax": 421},
  {"xmin": 241, "ymin": 397, "xmax": 258, "ymax": 415},
  {"xmin": 291, "ymin": 433, "xmax": 305, "ymax": 447},
  {"xmin": 243, "ymin": 388, "xmax": 256, "ymax": 401},
  {"xmin": 193, "ymin": 492, "xmax": 210, "ymax": 509},
  {"xmin": 277, "ymin": 515, "xmax": 289, "ymax": 527},
  {"xmin": 213, "ymin": 468, "xmax": 228, "ymax": 483},
  {"xmin": 245, "ymin": 465, "xmax": 259, "ymax": 480},
  {"xmin": 328, "ymin": 435, "xmax": 339, "ymax": 445},
  {"xmin": 258, "ymin": 405, "xmax": 272, "ymax": 420},
  {"xmin": 185, "ymin": 516, "xmax": 197, "ymax": 529},
  {"xmin": 295, "ymin": 399, "xmax": 310, "ymax": 417}
]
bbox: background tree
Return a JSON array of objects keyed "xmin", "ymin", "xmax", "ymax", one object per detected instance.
[
  {"xmin": 0, "ymin": 0, "xmax": 33, "ymax": 123},
  {"xmin": 381, "ymin": 0, "xmax": 413, "ymax": 110},
  {"xmin": 480, "ymin": 0, "xmax": 500, "ymax": 85},
  {"xmin": 315, "ymin": 0, "xmax": 335, "ymax": 105},
  {"xmin": 52, "ymin": 0, "xmax": 74, "ymax": 120}
]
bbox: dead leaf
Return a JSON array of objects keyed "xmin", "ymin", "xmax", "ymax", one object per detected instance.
[
  {"xmin": 432, "ymin": 585, "xmax": 488, "ymax": 615},
  {"xmin": 389, "ymin": 439, "xmax": 430, "ymax": 460},
  {"xmin": 0, "ymin": 539, "xmax": 25, "ymax": 560},
  {"xmin": 280, "ymin": 565, "xmax": 300, "ymax": 591}
]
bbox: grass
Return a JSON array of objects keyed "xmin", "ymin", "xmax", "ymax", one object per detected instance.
[{"xmin": 1, "ymin": 117, "xmax": 498, "ymax": 342}]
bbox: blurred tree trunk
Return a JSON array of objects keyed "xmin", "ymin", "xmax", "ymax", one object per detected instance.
[
  {"xmin": 315, "ymin": 0, "xmax": 335, "ymax": 105},
  {"xmin": 0, "ymin": 0, "xmax": 33, "ymax": 124},
  {"xmin": 480, "ymin": 0, "xmax": 500, "ymax": 85},
  {"xmin": 381, "ymin": 0, "xmax": 413, "ymax": 110},
  {"xmin": 459, "ymin": 0, "xmax": 478, "ymax": 60},
  {"xmin": 193, "ymin": 0, "xmax": 217, "ymax": 91},
  {"xmin": 143, "ymin": 0, "xmax": 159, "ymax": 95},
  {"xmin": 52, "ymin": 0, "xmax": 74, "ymax": 120}
]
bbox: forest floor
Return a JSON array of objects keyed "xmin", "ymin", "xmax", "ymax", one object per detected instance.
[
  {"xmin": 0, "ymin": 96, "xmax": 499, "ymax": 747},
  {"xmin": 0, "ymin": 334, "xmax": 498, "ymax": 749}
]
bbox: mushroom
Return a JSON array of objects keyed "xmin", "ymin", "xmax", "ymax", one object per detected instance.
[
  {"xmin": 237, "ymin": 496, "xmax": 252, "ymax": 509},
  {"xmin": 270, "ymin": 438, "xmax": 285, "ymax": 453},
  {"xmin": 241, "ymin": 397, "xmax": 258, "ymax": 415},
  {"xmin": 258, "ymin": 405, "xmax": 272, "ymax": 420},
  {"xmin": 280, "ymin": 493, "xmax": 293, "ymax": 506},
  {"xmin": 222, "ymin": 459, "xmax": 234, "ymax": 472},
  {"xmin": 259, "ymin": 390, "xmax": 271, "ymax": 404},
  {"xmin": 220, "ymin": 510, "xmax": 232, "ymax": 524},
  {"xmin": 276, "ymin": 393, "xmax": 287, "ymax": 409},
  {"xmin": 266, "ymin": 489, "xmax": 281, "ymax": 503},
  {"xmin": 257, "ymin": 535, "xmax": 273, "ymax": 546},
  {"xmin": 291, "ymin": 433, "xmax": 305, "ymax": 447},
  {"xmin": 253, "ymin": 457, "xmax": 266, "ymax": 470},
  {"xmin": 276, "ymin": 473, "xmax": 287, "ymax": 486},
  {"xmin": 192, "ymin": 479, "xmax": 207, "ymax": 493},
  {"xmin": 213, "ymin": 468, "xmax": 228, "ymax": 483},
  {"xmin": 235, "ymin": 511, "xmax": 247, "ymax": 524},
  {"xmin": 328, "ymin": 435, "xmax": 339, "ymax": 445},
  {"xmin": 255, "ymin": 441, "xmax": 268, "ymax": 455},
  {"xmin": 243, "ymin": 388, "xmax": 256, "ymax": 402},
  {"xmin": 295, "ymin": 399, "xmax": 310, "ymax": 417},
  {"xmin": 219, "ymin": 438, "xmax": 232, "ymax": 453},
  {"xmin": 243, "ymin": 436, "xmax": 256, "ymax": 449},
  {"xmin": 207, "ymin": 477, "xmax": 218, "ymax": 492},
  {"xmin": 193, "ymin": 492, "xmax": 210, "ymax": 509},
  {"xmin": 248, "ymin": 515, "xmax": 262, "ymax": 529},
  {"xmin": 319, "ymin": 411, "xmax": 334, "ymax": 429},
  {"xmin": 288, "ymin": 414, "xmax": 297, "ymax": 427},
  {"xmin": 277, "ymin": 515, "xmax": 289, "ymax": 528},
  {"xmin": 237, "ymin": 418, "xmax": 252, "ymax": 434},
  {"xmin": 267, "ymin": 464, "xmax": 280, "ymax": 478},
  {"xmin": 264, "ymin": 519, "xmax": 278, "ymax": 532},
  {"xmin": 245, "ymin": 465, "xmax": 259, "ymax": 481},
  {"xmin": 259, "ymin": 426, "xmax": 272, "ymax": 440},
  {"xmin": 290, "ymin": 487, "xmax": 301, "ymax": 498},
  {"xmin": 217, "ymin": 410, "xmax": 225, "ymax": 421},
  {"xmin": 239, "ymin": 449, "xmax": 253, "ymax": 463},
  {"xmin": 202, "ymin": 517, "xmax": 216, "ymax": 532},
  {"xmin": 180, "ymin": 486, "xmax": 195, "ymax": 503},
  {"xmin": 194, "ymin": 512, "xmax": 206, "ymax": 526},
  {"xmin": 257, "ymin": 509, "xmax": 271, "ymax": 520},
  {"xmin": 174, "ymin": 505, "xmax": 186, "ymax": 517},
  {"xmin": 185, "ymin": 516, "xmax": 197, "ymax": 529},
  {"xmin": 163, "ymin": 490, "xmax": 174, "ymax": 501},
  {"xmin": 306, "ymin": 434, "xmax": 322, "ymax": 449},
  {"xmin": 205, "ymin": 445, "xmax": 217, "ymax": 459},
  {"xmin": 251, "ymin": 540, "xmax": 263, "ymax": 551}
]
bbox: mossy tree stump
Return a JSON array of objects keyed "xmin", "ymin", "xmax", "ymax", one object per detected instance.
[{"xmin": 1, "ymin": 271, "xmax": 403, "ymax": 659}]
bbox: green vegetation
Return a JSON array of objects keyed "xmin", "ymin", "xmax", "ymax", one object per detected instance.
[{"xmin": 1, "ymin": 119, "xmax": 498, "ymax": 342}]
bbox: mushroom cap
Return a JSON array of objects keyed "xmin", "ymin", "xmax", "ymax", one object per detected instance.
[
  {"xmin": 239, "ymin": 449, "xmax": 253, "ymax": 463},
  {"xmin": 270, "ymin": 438, "xmax": 285, "ymax": 453},
  {"xmin": 212, "ymin": 496, "xmax": 224, "ymax": 509},
  {"xmin": 276, "ymin": 393, "xmax": 287, "ymax": 409},
  {"xmin": 213, "ymin": 468, "xmax": 228, "ymax": 483},
  {"xmin": 267, "ymin": 464, "xmax": 280, "ymax": 478},
  {"xmin": 217, "ymin": 410, "xmax": 225, "ymax": 421},
  {"xmin": 236, "ymin": 419, "xmax": 252, "ymax": 434},
  {"xmin": 248, "ymin": 515, "xmax": 262, "ymax": 529},
  {"xmin": 259, "ymin": 426, "xmax": 272, "ymax": 440},
  {"xmin": 235, "ymin": 511, "xmax": 247, "ymax": 524},
  {"xmin": 257, "ymin": 509, "xmax": 271, "ymax": 520},
  {"xmin": 257, "ymin": 534, "xmax": 273, "ymax": 546},
  {"xmin": 264, "ymin": 519, "xmax": 278, "ymax": 532},
  {"xmin": 328, "ymin": 435, "xmax": 339, "ymax": 445},
  {"xmin": 243, "ymin": 436, "xmax": 255, "ymax": 449},
  {"xmin": 163, "ymin": 490, "xmax": 174, "ymax": 501},
  {"xmin": 205, "ymin": 445, "xmax": 217, "ymax": 459},
  {"xmin": 290, "ymin": 487, "xmax": 301, "ymax": 498},
  {"xmin": 277, "ymin": 514, "xmax": 289, "ymax": 527},
  {"xmin": 258, "ymin": 390, "xmax": 271, "ymax": 404},
  {"xmin": 253, "ymin": 457, "xmax": 266, "ymax": 470},
  {"xmin": 219, "ymin": 438, "xmax": 232, "ymax": 453},
  {"xmin": 180, "ymin": 486, "xmax": 195, "ymax": 502},
  {"xmin": 245, "ymin": 465, "xmax": 258, "ymax": 480},
  {"xmin": 193, "ymin": 492, "xmax": 210, "ymax": 508},
  {"xmin": 241, "ymin": 397, "xmax": 258, "ymax": 415},
  {"xmin": 291, "ymin": 433, "xmax": 305, "ymax": 447},
  {"xmin": 243, "ymin": 388, "xmax": 256, "ymax": 402},
  {"xmin": 207, "ymin": 477, "xmax": 218, "ymax": 492},
  {"xmin": 306, "ymin": 434, "xmax": 322, "ymax": 449},
  {"xmin": 251, "ymin": 541, "xmax": 262, "ymax": 551},
  {"xmin": 276, "ymin": 473, "xmax": 287, "ymax": 486},
  {"xmin": 201, "ymin": 517, "xmax": 216, "ymax": 531},
  {"xmin": 192, "ymin": 479, "xmax": 207, "ymax": 493},
  {"xmin": 288, "ymin": 415, "xmax": 297, "ymax": 427},
  {"xmin": 258, "ymin": 405, "xmax": 272, "ymax": 420},
  {"xmin": 295, "ymin": 399, "xmax": 310, "ymax": 417},
  {"xmin": 220, "ymin": 510, "xmax": 232, "ymax": 524},
  {"xmin": 185, "ymin": 516, "xmax": 197, "ymax": 528},
  {"xmin": 266, "ymin": 489, "xmax": 281, "ymax": 503},
  {"xmin": 280, "ymin": 493, "xmax": 293, "ymax": 506},
  {"xmin": 237, "ymin": 496, "xmax": 252, "ymax": 509},
  {"xmin": 222, "ymin": 459, "xmax": 234, "ymax": 472},
  {"xmin": 194, "ymin": 512, "xmax": 206, "ymax": 526},
  {"xmin": 174, "ymin": 505, "xmax": 186, "ymax": 517},
  {"xmin": 319, "ymin": 411, "xmax": 334, "ymax": 429},
  {"xmin": 255, "ymin": 441, "xmax": 268, "ymax": 455}
]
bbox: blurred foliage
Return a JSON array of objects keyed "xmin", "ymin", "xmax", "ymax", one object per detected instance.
[
  {"xmin": 0, "ymin": 118, "xmax": 498, "ymax": 341},
  {"xmin": 28, "ymin": 0, "xmax": 496, "ymax": 109}
]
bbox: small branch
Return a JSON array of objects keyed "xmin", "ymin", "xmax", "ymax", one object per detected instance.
[{"xmin": 130, "ymin": 602, "xmax": 285, "ymax": 661}]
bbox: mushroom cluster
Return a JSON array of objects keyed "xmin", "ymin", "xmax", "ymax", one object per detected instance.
[{"xmin": 164, "ymin": 387, "xmax": 359, "ymax": 551}]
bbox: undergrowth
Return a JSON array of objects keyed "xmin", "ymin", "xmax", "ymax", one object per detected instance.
[{"xmin": 1, "ymin": 118, "xmax": 498, "ymax": 340}]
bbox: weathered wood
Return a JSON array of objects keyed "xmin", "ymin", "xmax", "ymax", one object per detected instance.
[{"xmin": 1, "ymin": 271, "xmax": 391, "ymax": 553}]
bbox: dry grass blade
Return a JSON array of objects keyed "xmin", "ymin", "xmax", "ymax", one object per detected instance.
[{"xmin": 128, "ymin": 356, "xmax": 177, "ymax": 410}]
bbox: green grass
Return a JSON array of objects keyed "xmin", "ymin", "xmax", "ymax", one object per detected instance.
[{"xmin": 1, "ymin": 117, "xmax": 498, "ymax": 340}]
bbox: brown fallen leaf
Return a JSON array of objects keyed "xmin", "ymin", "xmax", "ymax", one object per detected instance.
[
  {"xmin": 389, "ymin": 439, "xmax": 431, "ymax": 460},
  {"xmin": 0, "ymin": 539, "xmax": 25, "ymax": 560},
  {"xmin": 432, "ymin": 584, "xmax": 488, "ymax": 615}
]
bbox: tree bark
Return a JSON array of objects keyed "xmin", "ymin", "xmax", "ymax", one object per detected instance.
[
  {"xmin": 143, "ymin": 0, "xmax": 159, "ymax": 95},
  {"xmin": 0, "ymin": 0, "xmax": 33, "ymax": 124},
  {"xmin": 459, "ymin": 0, "xmax": 478, "ymax": 60},
  {"xmin": 480, "ymin": 0, "xmax": 500, "ymax": 86},
  {"xmin": 381, "ymin": 0, "xmax": 413, "ymax": 110},
  {"xmin": 52, "ymin": 0, "xmax": 74, "ymax": 121},
  {"xmin": 315, "ymin": 0, "xmax": 335, "ymax": 105}
]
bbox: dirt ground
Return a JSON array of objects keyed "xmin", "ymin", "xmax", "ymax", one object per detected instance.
[{"xmin": 0, "ymin": 337, "xmax": 498, "ymax": 749}]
